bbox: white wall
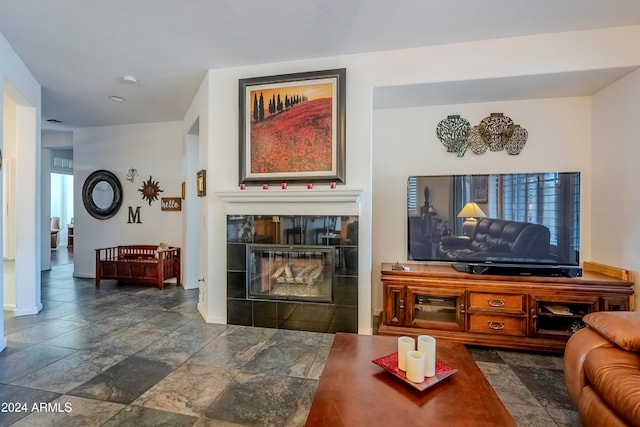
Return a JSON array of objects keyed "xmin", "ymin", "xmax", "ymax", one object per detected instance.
[
  {"xmin": 73, "ymin": 121, "xmax": 184, "ymax": 278},
  {"xmin": 592, "ymin": 69, "xmax": 640, "ymax": 306},
  {"xmin": 364, "ymin": 27, "xmax": 640, "ymax": 315},
  {"xmin": 42, "ymin": 131, "xmax": 73, "ymax": 148},
  {"xmin": 373, "ymin": 97, "xmax": 593, "ymax": 312},
  {"xmin": 40, "ymin": 148, "xmax": 51, "ymax": 271},
  {"xmin": 183, "ymin": 75, "xmax": 210, "ymax": 308},
  {"xmin": 184, "ymin": 25, "xmax": 640, "ymax": 329},
  {"xmin": 191, "ymin": 58, "xmax": 374, "ymax": 331},
  {"xmin": 3, "ymin": 94, "xmax": 17, "ymax": 261},
  {"xmin": 2, "ymin": 94, "xmax": 17, "ymax": 309},
  {"xmin": 0, "ymin": 31, "xmax": 42, "ymax": 351}
]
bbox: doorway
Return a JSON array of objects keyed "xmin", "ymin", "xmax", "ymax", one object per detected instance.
[
  {"xmin": 49, "ymin": 148, "xmax": 74, "ymax": 266},
  {"xmin": 50, "ymin": 170, "xmax": 74, "ymax": 266}
]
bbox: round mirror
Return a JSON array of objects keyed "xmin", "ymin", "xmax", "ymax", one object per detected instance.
[
  {"xmin": 92, "ymin": 181, "xmax": 115, "ymax": 209},
  {"xmin": 82, "ymin": 170, "xmax": 123, "ymax": 220}
]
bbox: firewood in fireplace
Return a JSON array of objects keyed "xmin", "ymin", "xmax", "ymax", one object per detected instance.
[
  {"xmin": 306, "ymin": 265, "xmax": 323, "ymax": 285},
  {"xmin": 272, "ymin": 265, "xmax": 286, "ymax": 279},
  {"xmin": 295, "ymin": 264, "xmax": 317, "ymax": 283},
  {"xmin": 271, "ymin": 262, "xmax": 324, "ymax": 287}
]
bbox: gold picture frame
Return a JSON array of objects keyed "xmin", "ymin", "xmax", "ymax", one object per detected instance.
[
  {"xmin": 196, "ymin": 170, "xmax": 206, "ymax": 197},
  {"xmin": 238, "ymin": 68, "xmax": 346, "ymax": 184}
]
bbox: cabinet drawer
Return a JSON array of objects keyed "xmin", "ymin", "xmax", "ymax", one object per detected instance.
[
  {"xmin": 468, "ymin": 314, "xmax": 527, "ymax": 336},
  {"xmin": 469, "ymin": 292, "xmax": 525, "ymax": 312}
]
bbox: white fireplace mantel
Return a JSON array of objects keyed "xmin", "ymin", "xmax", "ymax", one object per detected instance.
[
  {"xmin": 214, "ymin": 188, "xmax": 364, "ymax": 216},
  {"xmin": 214, "ymin": 188, "xmax": 363, "ymax": 204}
]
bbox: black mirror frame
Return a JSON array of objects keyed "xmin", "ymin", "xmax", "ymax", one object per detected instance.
[{"xmin": 82, "ymin": 170, "xmax": 123, "ymax": 220}]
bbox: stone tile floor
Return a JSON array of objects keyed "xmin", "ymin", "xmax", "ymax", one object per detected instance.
[
  {"xmin": 0, "ymin": 262, "xmax": 582, "ymax": 426},
  {"xmin": 468, "ymin": 347, "xmax": 582, "ymax": 426}
]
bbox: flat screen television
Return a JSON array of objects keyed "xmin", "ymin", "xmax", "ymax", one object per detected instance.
[{"xmin": 407, "ymin": 172, "xmax": 581, "ymax": 276}]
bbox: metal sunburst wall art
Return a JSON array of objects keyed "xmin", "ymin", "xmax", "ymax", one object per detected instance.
[{"xmin": 138, "ymin": 176, "xmax": 163, "ymax": 205}]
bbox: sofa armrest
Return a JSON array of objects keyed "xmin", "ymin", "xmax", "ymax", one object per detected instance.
[
  {"xmin": 564, "ymin": 327, "xmax": 614, "ymax": 406},
  {"xmin": 439, "ymin": 235, "xmax": 471, "ymax": 249},
  {"xmin": 583, "ymin": 311, "xmax": 640, "ymax": 352}
]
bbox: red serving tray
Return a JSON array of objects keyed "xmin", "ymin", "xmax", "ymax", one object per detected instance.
[{"xmin": 372, "ymin": 352, "xmax": 458, "ymax": 391}]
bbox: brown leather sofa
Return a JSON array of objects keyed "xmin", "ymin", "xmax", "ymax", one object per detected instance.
[
  {"xmin": 564, "ymin": 311, "xmax": 640, "ymax": 427},
  {"xmin": 437, "ymin": 217, "xmax": 552, "ymax": 262}
]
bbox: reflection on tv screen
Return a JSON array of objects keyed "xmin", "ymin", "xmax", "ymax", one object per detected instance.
[{"xmin": 407, "ymin": 172, "xmax": 580, "ymax": 266}]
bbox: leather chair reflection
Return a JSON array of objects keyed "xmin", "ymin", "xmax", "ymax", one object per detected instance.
[
  {"xmin": 286, "ymin": 217, "xmax": 308, "ymax": 244},
  {"xmin": 437, "ymin": 217, "xmax": 551, "ymax": 262},
  {"xmin": 51, "ymin": 217, "xmax": 61, "ymax": 248}
]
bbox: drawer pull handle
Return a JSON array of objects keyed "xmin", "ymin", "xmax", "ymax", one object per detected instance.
[
  {"xmin": 488, "ymin": 321, "xmax": 505, "ymax": 330},
  {"xmin": 488, "ymin": 298, "xmax": 505, "ymax": 307}
]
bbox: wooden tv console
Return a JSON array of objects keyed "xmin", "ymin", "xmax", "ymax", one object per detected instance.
[{"xmin": 379, "ymin": 261, "xmax": 634, "ymax": 352}]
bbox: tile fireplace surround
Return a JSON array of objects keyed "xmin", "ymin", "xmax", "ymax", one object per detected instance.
[{"xmin": 226, "ymin": 214, "xmax": 359, "ymax": 333}]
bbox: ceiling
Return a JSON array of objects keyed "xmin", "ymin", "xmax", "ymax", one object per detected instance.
[
  {"xmin": 1, "ymin": 0, "xmax": 640, "ymax": 130},
  {"xmin": 372, "ymin": 68, "xmax": 640, "ymax": 110}
]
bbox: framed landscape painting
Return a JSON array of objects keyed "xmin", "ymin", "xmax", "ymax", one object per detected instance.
[
  {"xmin": 472, "ymin": 175, "xmax": 488, "ymax": 203},
  {"xmin": 239, "ymin": 68, "xmax": 346, "ymax": 184}
]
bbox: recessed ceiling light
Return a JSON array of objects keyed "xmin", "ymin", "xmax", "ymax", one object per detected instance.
[
  {"xmin": 122, "ymin": 75, "xmax": 138, "ymax": 84},
  {"xmin": 108, "ymin": 95, "xmax": 126, "ymax": 102}
]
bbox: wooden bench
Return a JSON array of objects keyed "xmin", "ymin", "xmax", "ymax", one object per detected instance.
[{"xmin": 95, "ymin": 245, "xmax": 180, "ymax": 290}]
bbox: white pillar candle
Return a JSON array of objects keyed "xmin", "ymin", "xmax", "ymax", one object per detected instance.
[
  {"xmin": 406, "ymin": 350, "xmax": 426, "ymax": 383},
  {"xmin": 397, "ymin": 336, "xmax": 415, "ymax": 371},
  {"xmin": 418, "ymin": 335, "xmax": 436, "ymax": 377}
]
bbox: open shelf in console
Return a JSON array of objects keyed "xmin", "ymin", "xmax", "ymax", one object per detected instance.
[
  {"xmin": 533, "ymin": 299, "xmax": 597, "ymax": 337},
  {"xmin": 413, "ymin": 295, "xmax": 457, "ymax": 323}
]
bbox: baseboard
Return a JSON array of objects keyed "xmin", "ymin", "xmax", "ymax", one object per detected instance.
[
  {"xmin": 9, "ymin": 303, "xmax": 43, "ymax": 316},
  {"xmin": 197, "ymin": 302, "xmax": 226, "ymax": 324}
]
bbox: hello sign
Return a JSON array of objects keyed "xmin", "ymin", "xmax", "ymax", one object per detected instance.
[{"xmin": 161, "ymin": 197, "xmax": 182, "ymax": 211}]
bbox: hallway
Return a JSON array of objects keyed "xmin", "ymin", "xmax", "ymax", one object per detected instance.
[{"xmin": 50, "ymin": 246, "xmax": 73, "ymax": 267}]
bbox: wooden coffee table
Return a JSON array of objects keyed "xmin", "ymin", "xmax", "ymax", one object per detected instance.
[{"xmin": 306, "ymin": 333, "xmax": 516, "ymax": 426}]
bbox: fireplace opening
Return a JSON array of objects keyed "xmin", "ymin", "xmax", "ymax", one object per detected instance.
[{"xmin": 247, "ymin": 244, "xmax": 334, "ymax": 302}]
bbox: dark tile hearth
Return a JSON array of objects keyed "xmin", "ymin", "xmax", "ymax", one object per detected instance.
[
  {"xmin": 0, "ymin": 259, "xmax": 581, "ymax": 426},
  {"xmin": 226, "ymin": 215, "xmax": 359, "ymax": 334}
]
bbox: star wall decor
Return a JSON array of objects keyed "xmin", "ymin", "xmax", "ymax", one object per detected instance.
[{"xmin": 138, "ymin": 176, "xmax": 163, "ymax": 205}]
